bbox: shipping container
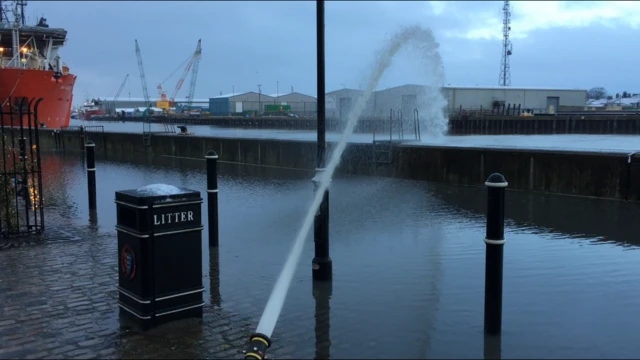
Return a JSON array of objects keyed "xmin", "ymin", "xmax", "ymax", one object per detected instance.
[{"xmin": 264, "ymin": 104, "xmax": 291, "ymax": 112}]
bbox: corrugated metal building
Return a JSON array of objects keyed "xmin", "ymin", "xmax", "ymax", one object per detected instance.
[
  {"xmin": 209, "ymin": 92, "xmax": 275, "ymax": 116},
  {"xmin": 210, "ymin": 92, "xmax": 317, "ymax": 116},
  {"xmin": 372, "ymin": 84, "xmax": 443, "ymax": 117},
  {"xmin": 324, "ymin": 84, "xmax": 588, "ymax": 118},
  {"xmin": 268, "ymin": 92, "xmax": 317, "ymax": 117},
  {"xmin": 444, "ymin": 86, "xmax": 588, "ymax": 112},
  {"xmin": 325, "ymin": 88, "xmax": 376, "ymax": 119}
]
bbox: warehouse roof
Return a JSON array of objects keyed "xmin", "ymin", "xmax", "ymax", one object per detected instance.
[
  {"xmin": 444, "ymin": 85, "xmax": 587, "ymax": 91},
  {"xmin": 266, "ymin": 92, "xmax": 316, "ymax": 97},
  {"xmin": 212, "ymin": 92, "xmax": 243, "ymax": 98}
]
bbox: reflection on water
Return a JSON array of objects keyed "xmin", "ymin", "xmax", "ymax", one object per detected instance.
[
  {"xmin": 313, "ymin": 281, "xmax": 331, "ymax": 360},
  {"xmin": 38, "ymin": 150, "xmax": 640, "ymax": 359},
  {"xmin": 484, "ymin": 334, "xmax": 502, "ymax": 360},
  {"xmin": 209, "ymin": 247, "xmax": 221, "ymax": 308}
]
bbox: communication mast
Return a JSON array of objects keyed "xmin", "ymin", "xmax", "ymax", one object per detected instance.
[{"xmin": 498, "ymin": 0, "xmax": 512, "ymax": 87}]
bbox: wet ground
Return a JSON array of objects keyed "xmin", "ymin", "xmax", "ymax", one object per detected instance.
[
  {"xmin": 2, "ymin": 150, "xmax": 640, "ymax": 359},
  {"xmin": 72, "ymin": 118, "xmax": 640, "ymax": 153}
]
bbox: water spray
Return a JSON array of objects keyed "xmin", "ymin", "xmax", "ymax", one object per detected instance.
[{"xmin": 241, "ymin": 7, "xmax": 447, "ymax": 354}]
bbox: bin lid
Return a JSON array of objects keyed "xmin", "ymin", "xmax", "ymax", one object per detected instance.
[{"xmin": 115, "ymin": 184, "xmax": 201, "ymax": 206}]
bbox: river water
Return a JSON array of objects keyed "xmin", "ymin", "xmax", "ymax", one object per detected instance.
[{"xmin": 38, "ymin": 149, "xmax": 640, "ymax": 359}]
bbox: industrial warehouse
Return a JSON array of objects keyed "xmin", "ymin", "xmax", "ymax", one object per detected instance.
[{"xmin": 93, "ymin": 84, "xmax": 588, "ymax": 118}]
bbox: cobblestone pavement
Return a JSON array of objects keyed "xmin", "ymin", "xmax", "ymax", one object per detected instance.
[{"xmin": 0, "ymin": 225, "xmax": 300, "ymax": 360}]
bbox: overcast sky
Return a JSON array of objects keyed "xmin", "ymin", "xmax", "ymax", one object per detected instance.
[{"xmin": 27, "ymin": 1, "xmax": 639, "ymax": 103}]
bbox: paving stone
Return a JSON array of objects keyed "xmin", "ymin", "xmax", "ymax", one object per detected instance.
[
  {"xmin": 25, "ymin": 351, "xmax": 50, "ymax": 359},
  {"xmin": 0, "ymin": 225, "xmax": 298, "ymax": 360}
]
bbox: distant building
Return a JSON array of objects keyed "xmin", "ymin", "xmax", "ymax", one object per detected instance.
[
  {"xmin": 209, "ymin": 92, "xmax": 275, "ymax": 116},
  {"xmin": 442, "ymin": 85, "xmax": 588, "ymax": 113},
  {"xmin": 325, "ymin": 84, "xmax": 589, "ymax": 118},
  {"xmin": 269, "ymin": 92, "xmax": 317, "ymax": 117},
  {"xmin": 96, "ymin": 97, "xmax": 210, "ymax": 114},
  {"xmin": 210, "ymin": 91, "xmax": 317, "ymax": 117},
  {"xmin": 325, "ymin": 88, "xmax": 371, "ymax": 119},
  {"xmin": 98, "ymin": 84, "xmax": 589, "ymax": 118},
  {"xmin": 587, "ymin": 96, "xmax": 640, "ymax": 109}
]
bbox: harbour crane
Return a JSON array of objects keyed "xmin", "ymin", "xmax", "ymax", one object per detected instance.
[
  {"xmin": 185, "ymin": 39, "xmax": 202, "ymax": 114},
  {"xmin": 111, "ymin": 73, "xmax": 129, "ymax": 115},
  {"xmin": 168, "ymin": 55, "xmax": 195, "ymax": 108},
  {"xmin": 134, "ymin": 39, "xmax": 152, "ymax": 114}
]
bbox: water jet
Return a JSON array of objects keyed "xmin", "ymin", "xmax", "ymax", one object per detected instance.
[{"xmin": 244, "ymin": 3, "xmax": 447, "ymax": 347}]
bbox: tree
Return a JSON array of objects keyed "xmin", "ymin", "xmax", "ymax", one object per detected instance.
[
  {"xmin": 587, "ymin": 87, "xmax": 608, "ymax": 100},
  {"xmin": 607, "ymin": 95, "xmax": 613, "ymax": 100},
  {"xmin": 622, "ymin": 91, "xmax": 629, "ymax": 98},
  {"xmin": 616, "ymin": 93, "xmax": 621, "ymax": 99}
]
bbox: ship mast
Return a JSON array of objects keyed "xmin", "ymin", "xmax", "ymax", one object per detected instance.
[
  {"xmin": 16, "ymin": 0, "xmax": 25, "ymax": 26},
  {"xmin": 0, "ymin": 0, "xmax": 9, "ymax": 24}
]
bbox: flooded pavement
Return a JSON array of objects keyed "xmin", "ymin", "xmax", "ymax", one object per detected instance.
[
  {"xmin": 72, "ymin": 118, "xmax": 640, "ymax": 153},
  {"xmin": 1, "ymin": 150, "xmax": 640, "ymax": 359}
]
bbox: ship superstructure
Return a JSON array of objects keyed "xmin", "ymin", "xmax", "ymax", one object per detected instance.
[{"xmin": 0, "ymin": 0, "xmax": 76, "ymax": 128}]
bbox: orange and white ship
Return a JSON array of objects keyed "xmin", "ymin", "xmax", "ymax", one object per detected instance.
[
  {"xmin": 0, "ymin": 1, "xmax": 76, "ymax": 129},
  {"xmin": 78, "ymin": 99, "xmax": 104, "ymax": 120}
]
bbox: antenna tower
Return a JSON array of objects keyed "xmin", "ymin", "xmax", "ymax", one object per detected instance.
[{"xmin": 498, "ymin": 0, "xmax": 512, "ymax": 87}]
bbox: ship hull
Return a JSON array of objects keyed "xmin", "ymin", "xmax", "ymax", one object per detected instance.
[
  {"xmin": 79, "ymin": 109, "xmax": 105, "ymax": 120},
  {"xmin": 0, "ymin": 68, "xmax": 76, "ymax": 129}
]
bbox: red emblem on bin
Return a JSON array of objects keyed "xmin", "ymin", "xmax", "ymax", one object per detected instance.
[{"xmin": 121, "ymin": 244, "xmax": 137, "ymax": 281}]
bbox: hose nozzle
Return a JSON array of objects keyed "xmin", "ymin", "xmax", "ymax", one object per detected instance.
[{"xmin": 243, "ymin": 332, "xmax": 272, "ymax": 360}]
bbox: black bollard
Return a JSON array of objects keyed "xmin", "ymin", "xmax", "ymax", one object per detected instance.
[
  {"xmin": 205, "ymin": 150, "xmax": 219, "ymax": 248},
  {"xmin": 313, "ymin": 0, "xmax": 332, "ymax": 282},
  {"xmin": 86, "ymin": 140, "xmax": 97, "ymax": 210},
  {"xmin": 243, "ymin": 333, "xmax": 271, "ymax": 360},
  {"xmin": 209, "ymin": 247, "xmax": 221, "ymax": 307},
  {"xmin": 484, "ymin": 173, "xmax": 507, "ymax": 335},
  {"xmin": 312, "ymin": 170, "xmax": 332, "ymax": 281}
]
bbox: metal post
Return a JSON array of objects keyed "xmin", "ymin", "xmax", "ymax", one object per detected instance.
[
  {"xmin": 313, "ymin": 0, "xmax": 332, "ymax": 282},
  {"xmin": 86, "ymin": 141, "xmax": 97, "ymax": 210},
  {"xmin": 206, "ymin": 150, "xmax": 219, "ymax": 248},
  {"xmin": 209, "ymin": 247, "xmax": 221, "ymax": 307},
  {"xmin": 313, "ymin": 280, "xmax": 332, "ymax": 359},
  {"xmin": 484, "ymin": 173, "xmax": 507, "ymax": 335}
]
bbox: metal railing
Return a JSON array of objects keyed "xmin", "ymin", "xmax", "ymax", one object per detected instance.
[{"xmin": 0, "ymin": 97, "xmax": 45, "ymax": 238}]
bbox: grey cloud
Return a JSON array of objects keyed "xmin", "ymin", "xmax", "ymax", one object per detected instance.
[{"xmin": 28, "ymin": 1, "xmax": 636, "ymax": 104}]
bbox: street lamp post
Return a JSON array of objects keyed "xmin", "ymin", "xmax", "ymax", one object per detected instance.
[
  {"xmin": 313, "ymin": 0, "xmax": 332, "ymax": 282},
  {"xmin": 257, "ymin": 84, "xmax": 262, "ymax": 115}
]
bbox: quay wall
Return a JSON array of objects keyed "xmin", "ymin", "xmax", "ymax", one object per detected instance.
[
  {"xmin": 36, "ymin": 129, "xmax": 640, "ymax": 201},
  {"xmin": 82, "ymin": 114, "xmax": 640, "ymax": 135},
  {"xmin": 448, "ymin": 115, "xmax": 640, "ymax": 135}
]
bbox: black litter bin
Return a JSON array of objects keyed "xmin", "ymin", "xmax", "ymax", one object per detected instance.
[{"xmin": 115, "ymin": 184, "xmax": 204, "ymax": 330}]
